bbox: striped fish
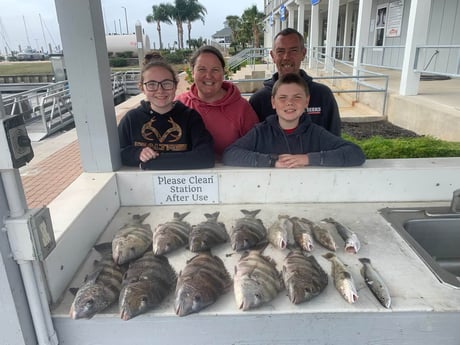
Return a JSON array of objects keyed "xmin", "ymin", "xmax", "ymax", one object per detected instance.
[
  {"xmin": 69, "ymin": 243, "xmax": 124, "ymax": 319},
  {"xmin": 152, "ymin": 212, "xmax": 191, "ymax": 255},
  {"xmin": 230, "ymin": 209, "xmax": 267, "ymax": 251},
  {"xmin": 290, "ymin": 217, "xmax": 315, "ymax": 252},
  {"xmin": 174, "ymin": 252, "xmax": 232, "ymax": 317},
  {"xmin": 282, "ymin": 250, "xmax": 328, "ymax": 304},
  {"xmin": 189, "ymin": 212, "xmax": 229, "ymax": 252},
  {"xmin": 112, "ymin": 213, "xmax": 152, "ymax": 265},
  {"xmin": 233, "ymin": 248, "xmax": 284, "ymax": 311},
  {"xmin": 119, "ymin": 251, "xmax": 177, "ymax": 320}
]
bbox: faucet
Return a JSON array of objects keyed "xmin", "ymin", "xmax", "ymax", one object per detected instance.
[{"xmin": 451, "ymin": 189, "xmax": 460, "ymax": 213}]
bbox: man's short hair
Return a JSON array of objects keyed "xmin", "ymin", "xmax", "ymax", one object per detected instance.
[{"xmin": 273, "ymin": 28, "xmax": 305, "ymax": 46}]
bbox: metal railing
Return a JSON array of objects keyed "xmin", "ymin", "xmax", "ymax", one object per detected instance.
[
  {"xmin": 2, "ymin": 81, "xmax": 73, "ymax": 139},
  {"xmin": 310, "ymin": 48, "xmax": 389, "ymax": 115},
  {"xmin": 414, "ymin": 45, "xmax": 460, "ymax": 77},
  {"xmin": 1, "ymin": 71, "xmax": 141, "ymax": 140},
  {"xmin": 227, "ymin": 48, "xmax": 270, "ymax": 72},
  {"xmin": 359, "ymin": 44, "xmax": 460, "ymax": 78}
]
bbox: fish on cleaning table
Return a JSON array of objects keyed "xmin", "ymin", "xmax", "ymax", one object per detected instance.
[
  {"xmin": 230, "ymin": 209, "xmax": 267, "ymax": 251},
  {"xmin": 323, "ymin": 252, "xmax": 358, "ymax": 304},
  {"xmin": 311, "ymin": 219, "xmax": 337, "ymax": 251},
  {"xmin": 152, "ymin": 212, "xmax": 192, "ymax": 255},
  {"xmin": 233, "ymin": 248, "xmax": 284, "ymax": 311},
  {"xmin": 290, "ymin": 217, "xmax": 315, "ymax": 252},
  {"xmin": 359, "ymin": 258, "xmax": 391, "ymax": 309},
  {"xmin": 112, "ymin": 213, "xmax": 153, "ymax": 265},
  {"xmin": 282, "ymin": 250, "xmax": 328, "ymax": 304},
  {"xmin": 322, "ymin": 217, "xmax": 361, "ymax": 254},
  {"xmin": 119, "ymin": 251, "xmax": 177, "ymax": 320},
  {"xmin": 267, "ymin": 215, "xmax": 294, "ymax": 250},
  {"xmin": 69, "ymin": 243, "xmax": 125, "ymax": 319},
  {"xmin": 174, "ymin": 251, "xmax": 232, "ymax": 317},
  {"xmin": 188, "ymin": 212, "xmax": 229, "ymax": 252}
]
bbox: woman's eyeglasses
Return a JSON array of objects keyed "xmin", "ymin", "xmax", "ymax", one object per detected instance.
[{"xmin": 143, "ymin": 79, "xmax": 176, "ymax": 91}]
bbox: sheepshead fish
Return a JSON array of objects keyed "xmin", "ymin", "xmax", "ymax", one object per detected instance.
[
  {"xmin": 282, "ymin": 250, "xmax": 328, "ymax": 304},
  {"xmin": 359, "ymin": 258, "xmax": 391, "ymax": 309},
  {"xmin": 233, "ymin": 249, "xmax": 284, "ymax": 311},
  {"xmin": 112, "ymin": 213, "xmax": 152, "ymax": 265},
  {"xmin": 323, "ymin": 253, "xmax": 358, "ymax": 304},
  {"xmin": 230, "ymin": 209, "xmax": 267, "ymax": 251},
  {"xmin": 322, "ymin": 217, "xmax": 360, "ymax": 254},
  {"xmin": 267, "ymin": 215, "xmax": 294, "ymax": 250},
  {"xmin": 119, "ymin": 251, "xmax": 177, "ymax": 320},
  {"xmin": 69, "ymin": 243, "xmax": 124, "ymax": 319},
  {"xmin": 189, "ymin": 212, "xmax": 229, "ymax": 252},
  {"xmin": 290, "ymin": 217, "xmax": 315, "ymax": 252},
  {"xmin": 311, "ymin": 219, "xmax": 337, "ymax": 251},
  {"xmin": 152, "ymin": 212, "xmax": 192, "ymax": 255},
  {"xmin": 174, "ymin": 252, "xmax": 232, "ymax": 317}
]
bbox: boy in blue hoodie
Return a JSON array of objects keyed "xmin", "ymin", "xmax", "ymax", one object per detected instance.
[{"xmin": 223, "ymin": 73, "xmax": 365, "ymax": 168}]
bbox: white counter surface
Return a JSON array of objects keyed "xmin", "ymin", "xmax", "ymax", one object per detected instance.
[{"xmin": 51, "ymin": 201, "xmax": 460, "ymax": 344}]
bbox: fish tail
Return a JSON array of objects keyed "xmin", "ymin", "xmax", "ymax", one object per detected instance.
[
  {"xmin": 322, "ymin": 252, "xmax": 336, "ymax": 260},
  {"xmin": 132, "ymin": 212, "xmax": 151, "ymax": 224},
  {"xmin": 204, "ymin": 212, "xmax": 220, "ymax": 221},
  {"xmin": 93, "ymin": 242, "xmax": 112, "ymax": 256},
  {"xmin": 241, "ymin": 209, "xmax": 261, "ymax": 217},
  {"xmin": 174, "ymin": 211, "xmax": 191, "ymax": 221},
  {"xmin": 358, "ymin": 257, "xmax": 371, "ymax": 265}
]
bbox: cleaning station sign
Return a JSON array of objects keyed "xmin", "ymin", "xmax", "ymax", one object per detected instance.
[{"xmin": 153, "ymin": 173, "xmax": 219, "ymax": 205}]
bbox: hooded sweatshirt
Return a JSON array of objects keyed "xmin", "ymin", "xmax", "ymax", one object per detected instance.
[
  {"xmin": 118, "ymin": 100, "xmax": 214, "ymax": 170},
  {"xmin": 176, "ymin": 81, "xmax": 259, "ymax": 158},
  {"xmin": 249, "ymin": 70, "xmax": 341, "ymax": 136},
  {"xmin": 222, "ymin": 113, "xmax": 365, "ymax": 168}
]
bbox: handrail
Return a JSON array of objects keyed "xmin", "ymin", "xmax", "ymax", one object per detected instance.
[
  {"xmin": 227, "ymin": 48, "xmax": 270, "ymax": 72},
  {"xmin": 310, "ymin": 47, "xmax": 389, "ymax": 115},
  {"xmin": 2, "ymin": 73, "xmax": 137, "ymax": 140}
]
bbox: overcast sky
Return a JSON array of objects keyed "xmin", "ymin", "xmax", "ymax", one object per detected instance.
[{"xmin": 0, "ymin": 0, "xmax": 264, "ymax": 53}]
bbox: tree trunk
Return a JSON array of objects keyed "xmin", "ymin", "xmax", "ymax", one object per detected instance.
[{"xmin": 157, "ymin": 22, "xmax": 163, "ymax": 50}]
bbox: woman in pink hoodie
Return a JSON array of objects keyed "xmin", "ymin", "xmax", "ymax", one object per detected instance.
[{"xmin": 176, "ymin": 46, "xmax": 259, "ymax": 160}]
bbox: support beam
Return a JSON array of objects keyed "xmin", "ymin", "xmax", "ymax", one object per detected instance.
[
  {"xmin": 54, "ymin": 0, "xmax": 121, "ymax": 172},
  {"xmin": 399, "ymin": 0, "xmax": 432, "ymax": 95}
]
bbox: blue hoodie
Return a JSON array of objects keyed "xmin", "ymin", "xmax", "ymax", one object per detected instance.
[
  {"xmin": 249, "ymin": 70, "xmax": 341, "ymax": 136},
  {"xmin": 222, "ymin": 113, "xmax": 365, "ymax": 167}
]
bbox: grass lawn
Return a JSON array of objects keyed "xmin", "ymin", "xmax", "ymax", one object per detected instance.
[{"xmin": 0, "ymin": 61, "xmax": 53, "ymax": 75}]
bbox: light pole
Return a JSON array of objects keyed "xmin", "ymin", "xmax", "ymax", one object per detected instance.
[{"xmin": 122, "ymin": 6, "xmax": 129, "ymax": 34}]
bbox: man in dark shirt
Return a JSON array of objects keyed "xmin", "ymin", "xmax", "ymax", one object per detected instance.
[{"xmin": 249, "ymin": 28, "xmax": 341, "ymax": 136}]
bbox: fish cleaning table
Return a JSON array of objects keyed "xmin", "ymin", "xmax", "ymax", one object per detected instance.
[{"xmin": 45, "ymin": 160, "xmax": 460, "ymax": 345}]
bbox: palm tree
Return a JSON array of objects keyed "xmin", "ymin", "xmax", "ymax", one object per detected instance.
[
  {"xmin": 184, "ymin": 0, "xmax": 207, "ymax": 49},
  {"xmin": 225, "ymin": 15, "xmax": 241, "ymax": 52},
  {"xmin": 241, "ymin": 5, "xmax": 265, "ymax": 48},
  {"xmin": 146, "ymin": 3, "xmax": 174, "ymax": 50},
  {"xmin": 169, "ymin": 0, "xmax": 189, "ymax": 50}
]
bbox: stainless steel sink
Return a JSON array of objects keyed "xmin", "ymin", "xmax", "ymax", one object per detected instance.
[{"xmin": 380, "ymin": 206, "xmax": 460, "ymax": 288}]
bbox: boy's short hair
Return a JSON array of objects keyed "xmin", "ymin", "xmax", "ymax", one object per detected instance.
[{"xmin": 272, "ymin": 73, "xmax": 310, "ymax": 97}]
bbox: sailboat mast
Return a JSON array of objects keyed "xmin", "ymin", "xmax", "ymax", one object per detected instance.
[
  {"xmin": 39, "ymin": 14, "xmax": 48, "ymax": 53},
  {"xmin": 22, "ymin": 15, "xmax": 31, "ymax": 48}
]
